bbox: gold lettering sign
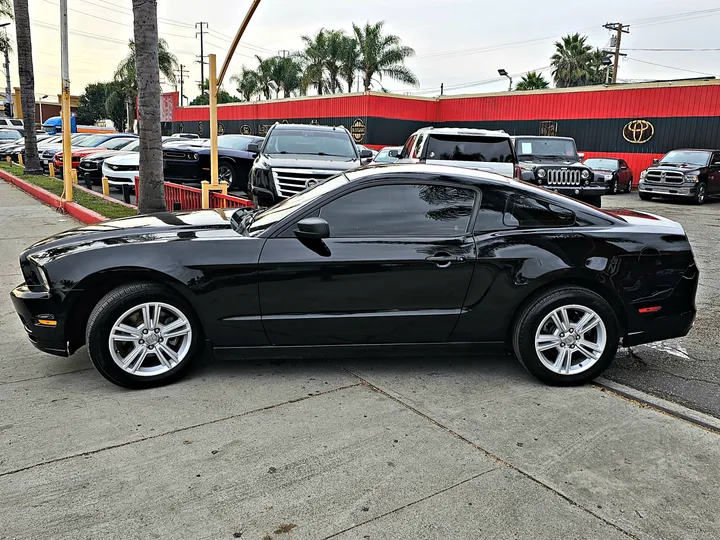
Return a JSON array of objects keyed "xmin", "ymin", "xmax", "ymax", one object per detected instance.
[
  {"xmin": 623, "ymin": 120, "xmax": 654, "ymax": 144},
  {"xmin": 218, "ymin": 122, "xmax": 225, "ymax": 135},
  {"xmin": 351, "ymin": 118, "xmax": 366, "ymax": 143},
  {"xmin": 240, "ymin": 125, "xmax": 251, "ymax": 135}
]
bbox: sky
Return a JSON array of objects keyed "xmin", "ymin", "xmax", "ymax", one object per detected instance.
[{"xmin": 7, "ymin": 0, "xmax": 720, "ymax": 105}]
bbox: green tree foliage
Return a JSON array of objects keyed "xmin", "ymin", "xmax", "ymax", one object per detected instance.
[
  {"xmin": 515, "ymin": 71, "xmax": 550, "ymax": 91},
  {"xmin": 551, "ymin": 34, "xmax": 609, "ymax": 88}
]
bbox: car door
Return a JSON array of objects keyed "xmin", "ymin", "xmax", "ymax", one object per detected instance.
[
  {"xmin": 257, "ymin": 179, "xmax": 478, "ymax": 346},
  {"xmin": 618, "ymin": 159, "xmax": 631, "ymax": 188},
  {"xmin": 708, "ymin": 152, "xmax": 720, "ymax": 194}
]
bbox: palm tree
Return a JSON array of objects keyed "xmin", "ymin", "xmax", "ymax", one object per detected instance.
[
  {"xmin": 353, "ymin": 21, "xmax": 418, "ymax": 91},
  {"xmin": 300, "ymin": 29, "xmax": 328, "ymax": 95},
  {"xmin": 323, "ymin": 30, "xmax": 346, "ymax": 93},
  {"xmin": 515, "ymin": 71, "xmax": 550, "ymax": 91},
  {"xmin": 587, "ymin": 48, "xmax": 610, "ymax": 85},
  {"xmin": 230, "ymin": 67, "xmax": 260, "ymax": 101},
  {"xmin": 339, "ymin": 35, "xmax": 360, "ymax": 92},
  {"xmin": 131, "ymin": 0, "xmax": 165, "ymax": 214},
  {"xmin": 112, "ymin": 37, "xmax": 177, "ymax": 132},
  {"xmin": 551, "ymin": 33, "xmax": 594, "ymax": 88},
  {"xmin": 0, "ymin": 0, "xmax": 11, "ymax": 52},
  {"xmin": 254, "ymin": 55, "xmax": 277, "ymax": 100},
  {"xmin": 12, "ymin": 0, "xmax": 42, "ymax": 174},
  {"xmin": 274, "ymin": 56, "xmax": 303, "ymax": 98}
]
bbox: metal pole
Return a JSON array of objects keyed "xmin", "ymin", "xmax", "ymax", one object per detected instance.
[
  {"xmin": 217, "ymin": 0, "xmax": 262, "ymax": 86},
  {"xmin": 60, "ymin": 0, "xmax": 72, "ymax": 201},
  {"xmin": 209, "ymin": 54, "xmax": 218, "ymax": 186},
  {"xmin": 3, "ymin": 44, "xmax": 11, "ymax": 117},
  {"xmin": 508, "ymin": 77, "xmax": 513, "ymax": 92},
  {"xmin": 39, "ymin": 100, "xmax": 42, "ymax": 124},
  {"xmin": 612, "ymin": 24, "xmax": 622, "ymax": 84}
]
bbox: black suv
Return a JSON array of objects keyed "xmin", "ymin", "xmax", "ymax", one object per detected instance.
[
  {"xmin": 248, "ymin": 123, "xmax": 371, "ymax": 207},
  {"xmin": 512, "ymin": 136, "xmax": 605, "ymax": 207},
  {"xmin": 638, "ymin": 149, "xmax": 720, "ymax": 205}
]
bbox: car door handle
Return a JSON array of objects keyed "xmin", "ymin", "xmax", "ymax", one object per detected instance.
[{"xmin": 425, "ymin": 253, "xmax": 466, "ymax": 268}]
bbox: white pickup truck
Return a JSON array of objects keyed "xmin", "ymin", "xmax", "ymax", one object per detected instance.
[{"xmin": 396, "ymin": 127, "xmax": 520, "ymax": 179}]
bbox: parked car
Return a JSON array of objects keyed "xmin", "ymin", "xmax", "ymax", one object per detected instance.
[
  {"xmin": 0, "ymin": 129, "xmax": 22, "ymax": 143},
  {"xmin": 638, "ymin": 149, "xmax": 720, "ymax": 204},
  {"xmin": 102, "ymin": 152, "xmax": 139, "ymax": 189},
  {"xmin": 357, "ymin": 144, "xmax": 377, "ymax": 165},
  {"xmin": 163, "ymin": 138, "xmax": 207, "ymax": 149},
  {"xmin": 397, "ymin": 127, "xmax": 519, "ymax": 180},
  {"xmin": 10, "ymin": 164, "xmax": 698, "ymax": 389},
  {"xmin": 512, "ymin": 136, "xmax": 605, "ymax": 207},
  {"xmin": 163, "ymin": 134, "xmax": 264, "ymax": 191},
  {"xmin": 39, "ymin": 133, "xmax": 94, "ymax": 171},
  {"xmin": 372, "ymin": 146, "xmax": 402, "ymax": 164},
  {"xmin": 54, "ymin": 136, "xmax": 138, "ymax": 175},
  {"xmin": 79, "ymin": 139, "xmax": 140, "ymax": 185},
  {"xmin": 584, "ymin": 157, "xmax": 633, "ymax": 194},
  {"xmin": 0, "ymin": 117, "xmax": 24, "ymax": 133},
  {"xmin": 169, "ymin": 133, "xmax": 200, "ymax": 139},
  {"xmin": 248, "ymin": 123, "xmax": 370, "ymax": 207}
]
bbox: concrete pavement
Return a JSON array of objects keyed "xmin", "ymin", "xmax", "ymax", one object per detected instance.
[{"xmin": 1, "ymin": 181, "xmax": 719, "ymax": 539}]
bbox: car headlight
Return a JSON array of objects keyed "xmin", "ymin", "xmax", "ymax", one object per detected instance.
[
  {"xmin": 28, "ymin": 256, "xmax": 51, "ymax": 290},
  {"xmin": 536, "ymin": 168, "xmax": 546, "ymax": 179},
  {"xmin": 192, "ymin": 153, "xmax": 199, "ymax": 160},
  {"xmin": 581, "ymin": 170, "xmax": 590, "ymax": 179},
  {"xmin": 685, "ymin": 173, "xmax": 699, "ymax": 183},
  {"xmin": 603, "ymin": 173, "xmax": 613, "ymax": 180},
  {"xmin": 640, "ymin": 170, "xmax": 648, "ymax": 180}
]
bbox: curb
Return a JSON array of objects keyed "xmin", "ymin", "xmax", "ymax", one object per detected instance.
[{"xmin": 0, "ymin": 168, "xmax": 108, "ymax": 224}]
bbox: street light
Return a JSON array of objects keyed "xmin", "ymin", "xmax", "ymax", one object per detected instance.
[
  {"xmin": 601, "ymin": 56, "xmax": 613, "ymax": 85},
  {"xmin": 39, "ymin": 94, "xmax": 48, "ymax": 125},
  {"xmin": 498, "ymin": 69, "xmax": 512, "ymax": 92}
]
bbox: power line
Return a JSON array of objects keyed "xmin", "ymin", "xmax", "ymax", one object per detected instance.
[
  {"xmin": 625, "ymin": 48, "xmax": 720, "ymax": 52},
  {"xmin": 626, "ymin": 57, "xmax": 716, "ymax": 77},
  {"xmin": 77, "ymin": 0, "xmax": 194, "ymax": 28}
]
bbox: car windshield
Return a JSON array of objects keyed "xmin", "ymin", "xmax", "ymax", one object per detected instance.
[
  {"xmin": 374, "ymin": 148, "xmax": 400, "ymax": 162},
  {"xmin": 425, "ymin": 135, "xmax": 515, "ymax": 162},
  {"xmin": 515, "ymin": 138, "xmax": 577, "ymax": 159},
  {"xmin": 216, "ymin": 135, "xmax": 257, "ymax": 151},
  {"xmin": 240, "ymin": 174, "xmax": 350, "ymax": 236},
  {"xmin": 660, "ymin": 150, "xmax": 710, "ymax": 167},
  {"xmin": 76, "ymin": 134, "xmax": 111, "ymax": 147},
  {"xmin": 0, "ymin": 131, "xmax": 21, "ymax": 140},
  {"xmin": 123, "ymin": 140, "xmax": 140, "ymax": 152},
  {"xmin": 103, "ymin": 138, "xmax": 136, "ymax": 150},
  {"xmin": 264, "ymin": 129, "xmax": 358, "ymax": 158},
  {"xmin": 584, "ymin": 158, "xmax": 618, "ymax": 170}
]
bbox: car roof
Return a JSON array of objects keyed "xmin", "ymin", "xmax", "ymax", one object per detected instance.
[
  {"xmin": 667, "ymin": 148, "xmax": 718, "ymax": 152},
  {"xmin": 347, "ymin": 163, "xmax": 515, "ymax": 185},
  {"xmin": 272, "ymin": 123, "xmax": 348, "ymax": 132},
  {"xmin": 510, "ymin": 136, "xmax": 575, "ymax": 141},
  {"xmin": 412, "ymin": 127, "xmax": 509, "ymax": 138}
]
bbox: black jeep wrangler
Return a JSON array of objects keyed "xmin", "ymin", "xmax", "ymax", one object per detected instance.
[{"xmin": 512, "ymin": 136, "xmax": 605, "ymax": 207}]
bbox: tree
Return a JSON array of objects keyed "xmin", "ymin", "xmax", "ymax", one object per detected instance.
[
  {"xmin": 339, "ymin": 35, "xmax": 360, "ymax": 93},
  {"xmin": 323, "ymin": 30, "xmax": 346, "ymax": 93},
  {"xmin": 131, "ymin": 0, "xmax": 165, "ymax": 213},
  {"xmin": 230, "ymin": 67, "xmax": 260, "ymax": 101},
  {"xmin": 11, "ymin": 0, "xmax": 42, "ymax": 174},
  {"xmin": 587, "ymin": 48, "xmax": 610, "ymax": 85},
  {"xmin": 353, "ymin": 21, "xmax": 418, "ymax": 91},
  {"xmin": 111, "ymin": 37, "xmax": 178, "ymax": 132},
  {"xmin": 104, "ymin": 81, "xmax": 128, "ymax": 131},
  {"xmin": 274, "ymin": 56, "xmax": 303, "ymax": 98},
  {"xmin": 76, "ymin": 82, "xmax": 111, "ymax": 125},
  {"xmin": 0, "ymin": 0, "xmax": 11, "ymax": 53},
  {"xmin": 515, "ymin": 71, "xmax": 550, "ymax": 91},
  {"xmin": 188, "ymin": 80, "xmax": 242, "ymax": 105},
  {"xmin": 551, "ymin": 33, "xmax": 595, "ymax": 88},
  {"xmin": 300, "ymin": 29, "xmax": 328, "ymax": 95}
]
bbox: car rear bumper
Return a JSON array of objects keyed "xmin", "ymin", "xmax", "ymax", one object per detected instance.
[{"xmin": 10, "ymin": 284, "xmax": 68, "ymax": 357}]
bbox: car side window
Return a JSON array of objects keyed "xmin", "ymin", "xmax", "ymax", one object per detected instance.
[
  {"xmin": 711, "ymin": 153, "xmax": 720, "ymax": 166},
  {"xmin": 400, "ymin": 136, "xmax": 416, "ymax": 159},
  {"xmin": 619, "ymin": 160, "xmax": 627, "ymax": 169},
  {"xmin": 319, "ymin": 183, "xmax": 477, "ymax": 237},
  {"xmin": 411, "ymin": 134, "xmax": 424, "ymax": 158},
  {"xmin": 503, "ymin": 194, "xmax": 575, "ymax": 228}
]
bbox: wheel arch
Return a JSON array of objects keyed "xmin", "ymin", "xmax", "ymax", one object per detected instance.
[{"xmin": 64, "ymin": 267, "xmax": 200, "ymax": 354}]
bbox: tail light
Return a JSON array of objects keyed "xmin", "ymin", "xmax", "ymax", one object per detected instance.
[{"xmin": 514, "ymin": 165, "xmax": 522, "ymax": 180}]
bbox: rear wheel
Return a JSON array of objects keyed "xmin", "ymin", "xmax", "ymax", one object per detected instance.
[
  {"xmin": 86, "ymin": 283, "xmax": 203, "ymax": 389},
  {"xmin": 512, "ymin": 286, "xmax": 619, "ymax": 385}
]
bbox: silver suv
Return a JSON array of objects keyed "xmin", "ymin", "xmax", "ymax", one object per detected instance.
[{"xmin": 396, "ymin": 127, "xmax": 519, "ymax": 179}]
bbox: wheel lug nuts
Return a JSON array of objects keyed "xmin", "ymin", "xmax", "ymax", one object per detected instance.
[
  {"xmin": 148, "ymin": 345, "xmax": 154, "ymax": 350},
  {"xmin": 139, "ymin": 339, "xmax": 144, "ymax": 345},
  {"xmin": 154, "ymin": 328, "xmax": 160, "ymax": 333},
  {"xmin": 560, "ymin": 333, "xmax": 565, "ymax": 338},
  {"xmin": 142, "ymin": 329, "xmax": 148, "ymax": 334},
  {"xmin": 569, "ymin": 329, "xmax": 574, "ymax": 333},
  {"xmin": 158, "ymin": 338, "xmax": 163, "ymax": 342}
]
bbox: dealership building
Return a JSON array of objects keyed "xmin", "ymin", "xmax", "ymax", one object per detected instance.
[{"xmin": 163, "ymin": 78, "xmax": 720, "ymax": 181}]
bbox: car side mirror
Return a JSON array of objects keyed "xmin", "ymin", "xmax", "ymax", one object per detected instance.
[
  {"xmin": 294, "ymin": 217, "xmax": 330, "ymax": 240},
  {"xmin": 360, "ymin": 149, "xmax": 373, "ymax": 159},
  {"xmin": 247, "ymin": 143, "xmax": 260, "ymax": 154},
  {"xmin": 577, "ymin": 152, "xmax": 585, "ymax": 160},
  {"xmin": 652, "ymin": 158, "xmax": 659, "ymax": 165}
]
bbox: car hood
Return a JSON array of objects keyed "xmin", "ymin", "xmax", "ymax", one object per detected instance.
[
  {"xmin": 105, "ymin": 153, "xmax": 140, "ymax": 166},
  {"xmin": 520, "ymin": 158, "xmax": 584, "ymax": 167},
  {"xmin": 590, "ymin": 168, "xmax": 614, "ymax": 174},
  {"xmin": 264, "ymin": 155, "xmax": 361, "ymax": 170},
  {"xmin": 650, "ymin": 164, "xmax": 703, "ymax": 172},
  {"xmin": 81, "ymin": 150, "xmax": 134, "ymax": 161},
  {"xmin": 24, "ymin": 208, "xmax": 246, "ymax": 266}
]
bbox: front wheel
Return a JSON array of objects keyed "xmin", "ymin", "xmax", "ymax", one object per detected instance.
[
  {"xmin": 512, "ymin": 287, "xmax": 619, "ymax": 385},
  {"xmin": 626, "ymin": 177, "xmax": 633, "ymax": 193},
  {"xmin": 218, "ymin": 161, "xmax": 236, "ymax": 189},
  {"xmin": 86, "ymin": 283, "xmax": 203, "ymax": 388},
  {"xmin": 611, "ymin": 179, "xmax": 619, "ymax": 194},
  {"xmin": 693, "ymin": 182, "xmax": 707, "ymax": 205}
]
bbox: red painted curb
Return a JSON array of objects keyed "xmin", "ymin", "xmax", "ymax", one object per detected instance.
[{"xmin": 0, "ymin": 168, "xmax": 108, "ymax": 224}]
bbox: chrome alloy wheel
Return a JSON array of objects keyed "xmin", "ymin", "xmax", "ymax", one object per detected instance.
[
  {"xmin": 534, "ymin": 304, "xmax": 607, "ymax": 376},
  {"xmin": 108, "ymin": 302, "xmax": 192, "ymax": 377},
  {"xmin": 218, "ymin": 164, "xmax": 234, "ymax": 184}
]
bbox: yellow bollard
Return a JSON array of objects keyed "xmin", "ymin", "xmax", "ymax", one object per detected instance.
[
  {"xmin": 18, "ymin": 154, "xmax": 23, "ymax": 166},
  {"xmin": 48, "ymin": 162, "xmax": 55, "ymax": 178},
  {"xmin": 5, "ymin": 156, "xmax": 9, "ymax": 163},
  {"xmin": 101, "ymin": 176, "xmax": 110, "ymax": 196},
  {"xmin": 70, "ymin": 169, "xmax": 78, "ymax": 185}
]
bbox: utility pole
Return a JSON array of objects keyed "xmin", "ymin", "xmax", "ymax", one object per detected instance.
[
  {"xmin": 603, "ymin": 23, "xmax": 629, "ymax": 84},
  {"xmin": 278, "ymin": 49, "xmax": 290, "ymax": 58},
  {"xmin": 175, "ymin": 64, "xmax": 188, "ymax": 106},
  {"xmin": 195, "ymin": 22, "xmax": 208, "ymax": 96},
  {"xmin": 60, "ymin": 0, "xmax": 72, "ymax": 201},
  {"xmin": 440, "ymin": 83, "xmax": 444, "ymax": 96},
  {"xmin": 1, "ymin": 23, "xmax": 11, "ymax": 117}
]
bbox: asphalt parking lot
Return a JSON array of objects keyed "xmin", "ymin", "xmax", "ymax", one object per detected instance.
[{"xmin": 1, "ymin": 181, "xmax": 719, "ymax": 539}]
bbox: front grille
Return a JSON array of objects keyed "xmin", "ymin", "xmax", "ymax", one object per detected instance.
[
  {"xmin": 545, "ymin": 168, "xmax": 582, "ymax": 186},
  {"xmin": 80, "ymin": 161, "xmax": 98, "ymax": 171},
  {"xmin": 164, "ymin": 150, "xmax": 197, "ymax": 161},
  {"xmin": 271, "ymin": 168, "xmax": 338, "ymax": 199},
  {"xmin": 41, "ymin": 150, "xmax": 57, "ymax": 159},
  {"xmin": 646, "ymin": 170, "xmax": 684, "ymax": 184},
  {"xmin": 108, "ymin": 164, "xmax": 138, "ymax": 172}
]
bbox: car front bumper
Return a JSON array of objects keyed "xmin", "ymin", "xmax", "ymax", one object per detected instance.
[
  {"xmin": 639, "ymin": 181, "xmax": 696, "ymax": 197},
  {"xmin": 10, "ymin": 284, "xmax": 68, "ymax": 357},
  {"xmin": 103, "ymin": 167, "xmax": 138, "ymax": 185},
  {"xmin": 542, "ymin": 185, "xmax": 606, "ymax": 199}
]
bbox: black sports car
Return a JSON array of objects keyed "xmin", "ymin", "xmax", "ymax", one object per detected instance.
[
  {"xmin": 163, "ymin": 134, "xmax": 263, "ymax": 191},
  {"xmin": 10, "ymin": 164, "xmax": 698, "ymax": 389}
]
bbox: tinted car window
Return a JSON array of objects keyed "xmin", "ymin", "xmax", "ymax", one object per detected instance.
[
  {"xmin": 659, "ymin": 150, "xmax": 710, "ymax": 167},
  {"xmin": 320, "ymin": 184, "xmax": 477, "ymax": 237},
  {"xmin": 0, "ymin": 130, "xmax": 21, "ymax": 140},
  {"xmin": 584, "ymin": 158, "xmax": 619, "ymax": 170},
  {"xmin": 515, "ymin": 138, "xmax": 577, "ymax": 158},
  {"xmin": 218, "ymin": 135, "xmax": 258, "ymax": 150},
  {"xmin": 425, "ymin": 135, "xmax": 514, "ymax": 163},
  {"xmin": 104, "ymin": 138, "xmax": 136, "ymax": 150},
  {"xmin": 10, "ymin": 120, "xmax": 23, "ymax": 126},
  {"xmin": 503, "ymin": 194, "xmax": 575, "ymax": 228},
  {"xmin": 76, "ymin": 134, "xmax": 110, "ymax": 147}
]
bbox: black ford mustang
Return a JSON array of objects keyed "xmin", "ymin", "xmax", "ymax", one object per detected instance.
[{"xmin": 10, "ymin": 164, "xmax": 698, "ymax": 389}]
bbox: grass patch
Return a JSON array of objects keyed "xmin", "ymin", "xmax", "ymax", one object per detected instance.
[{"xmin": 1, "ymin": 161, "xmax": 136, "ymax": 219}]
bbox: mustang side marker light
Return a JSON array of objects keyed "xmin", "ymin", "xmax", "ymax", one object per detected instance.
[{"xmin": 638, "ymin": 306, "xmax": 662, "ymax": 314}]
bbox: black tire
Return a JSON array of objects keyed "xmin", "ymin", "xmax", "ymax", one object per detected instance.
[
  {"xmin": 86, "ymin": 283, "xmax": 203, "ymax": 389},
  {"xmin": 218, "ymin": 161, "xmax": 236, "ymax": 189},
  {"xmin": 626, "ymin": 176, "xmax": 633, "ymax": 193},
  {"xmin": 611, "ymin": 178, "xmax": 618, "ymax": 194},
  {"xmin": 512, "ymin": 286, "xmax": 620, "ymax": 386},
  {"xmin": 693, "ymin": 182, "xmax": 707, "ymax": 205},
  {"xmin": 639, "ymin": 192, "xmax": 652, "ymax": 201}
]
